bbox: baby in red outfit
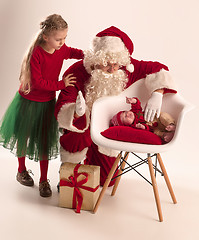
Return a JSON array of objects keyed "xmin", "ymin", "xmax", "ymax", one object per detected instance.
[
  {"xmin": 110, "ymin": 97, "xmax": 176, "ymax": 143},
  {"xmin": 110, "ymin": 97, "xmax": 149, "ymax": 130}
]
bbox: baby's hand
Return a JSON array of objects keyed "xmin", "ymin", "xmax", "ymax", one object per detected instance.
[
  {"xmin": 165, "ymin": 123, "xmax": 176, "ymax": 132},
  {"xmin": 63, "ymin": 73, "xmax": 76, "ymax": 87},
  {"xmin": 126, "ymin": 97, "xmax": 137, "ymax": 104},
  {"xmin": 136, "ymin": 123, "xmax": 145, "ymax": 129}
]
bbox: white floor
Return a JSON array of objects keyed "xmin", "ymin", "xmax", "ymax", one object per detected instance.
[{"xmin": 0, "ymin": 109, "xmax": 199, "ymax": 240}]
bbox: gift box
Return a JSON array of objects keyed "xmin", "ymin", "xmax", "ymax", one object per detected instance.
[{"xmin": 59, "ymin": 162, "xmax": 100, "ymax": 213}]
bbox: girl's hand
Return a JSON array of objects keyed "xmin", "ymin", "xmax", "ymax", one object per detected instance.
[{"xmin": 63, "ymin": 73, "xmax": 76, "ymax": 87}]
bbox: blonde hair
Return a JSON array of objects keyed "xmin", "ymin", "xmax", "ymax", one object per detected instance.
[{"xmin": 19, "ymin": 14, "xmax": 68, "ymax": 94}]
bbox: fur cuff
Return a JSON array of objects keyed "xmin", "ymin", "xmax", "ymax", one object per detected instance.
[
  {"xmin": 60, "ymin": 146, "xmax": 88, "ymax": 163},
  {"xmin": 98, "ymin": 146, "xmax": 119, "ymax": 157},
  {"xmin": 145, "ymin": 69, "xmax": 177, "ymax": 95},
  {"xmin": 57, "ymin": 102, "xmax": 90, "ymax": 133}
]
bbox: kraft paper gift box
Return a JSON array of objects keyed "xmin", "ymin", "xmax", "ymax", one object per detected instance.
[{"xmin": 59, "ymin": 162, "xmax": 100, "ymax": 213}]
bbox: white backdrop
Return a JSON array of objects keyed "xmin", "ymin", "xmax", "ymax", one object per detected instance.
[
  {"xmin": 0, "ymin": 0, "xmax": 198, "ymax": 115},
  {"xmin": 0, "ymin": 0, "xmax": 198, "ymax": 239}
]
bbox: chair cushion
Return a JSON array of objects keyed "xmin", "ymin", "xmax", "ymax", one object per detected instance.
[{"xmin": 101, "ymin": 126, "xmax": 162, "ymax": 145}]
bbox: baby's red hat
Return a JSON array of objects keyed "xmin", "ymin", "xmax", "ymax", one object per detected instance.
[{"xmin": 110, "ymin": 111, "xmax": 124, "ymax": 126}]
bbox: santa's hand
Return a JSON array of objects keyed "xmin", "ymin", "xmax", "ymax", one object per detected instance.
[
  {"xmin": 75, "ymin": 91, "xmax": 86, "ymax": 117},
  {"xmin": 144, "ymin": 91, "xmax": 163, "ymax": 122}
]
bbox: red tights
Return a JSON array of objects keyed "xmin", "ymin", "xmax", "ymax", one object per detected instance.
[{"xmin": 18, "ymin": 157, "xmax": 49, "ymax": 182}]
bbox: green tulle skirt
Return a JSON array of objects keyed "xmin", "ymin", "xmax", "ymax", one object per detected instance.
[{"xmin": 0, "ymin": 92, "xmax": 59, "ymax": 161}]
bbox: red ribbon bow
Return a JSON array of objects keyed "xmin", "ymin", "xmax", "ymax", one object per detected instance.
[{"xmin": 60, "ymin": 164, "xmax": 99, "ymax": 213}]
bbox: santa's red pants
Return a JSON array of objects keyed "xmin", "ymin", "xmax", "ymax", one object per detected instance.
[{"xmin": 84, "ymin": 142, "xmax": 118, "ymax": 186}]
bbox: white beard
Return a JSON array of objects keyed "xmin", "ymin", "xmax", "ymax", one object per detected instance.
[{"xmin": 85, "ymin": 69, "xmax": 128, "ymax": 112}]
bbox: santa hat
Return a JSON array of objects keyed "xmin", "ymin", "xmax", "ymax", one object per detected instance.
[
  {"xmin": 93, "ymin": 26, "xmax": 134, "ymax": 73},
  {"xmin": 110, "ymin": 111, "xmax": 124, "ymax": 126}
]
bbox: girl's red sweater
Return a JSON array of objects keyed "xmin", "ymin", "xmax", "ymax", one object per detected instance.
[{"xmin": 19, "ymin": 44, "xmax": 83, "ymax": 102}]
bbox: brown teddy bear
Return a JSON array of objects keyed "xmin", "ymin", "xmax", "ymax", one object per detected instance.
[{"xmin": 147, "ymin": 112, "xmax": 176, "ymax": 143}]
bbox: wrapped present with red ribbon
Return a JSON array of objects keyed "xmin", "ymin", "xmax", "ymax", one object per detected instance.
[{"xmin": 59, "ymin": 162, "xmax": 100, "ymax": 213}]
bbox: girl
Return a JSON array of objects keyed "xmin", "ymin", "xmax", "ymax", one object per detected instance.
[{"xmin": 0, "ymin": 14, "xmax": 84, "ymax": 197}]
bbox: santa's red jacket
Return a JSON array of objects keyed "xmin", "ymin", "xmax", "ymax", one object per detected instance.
[{"xmin": 54, "ymin": 58, "xmax": 177, "ymax": 186}]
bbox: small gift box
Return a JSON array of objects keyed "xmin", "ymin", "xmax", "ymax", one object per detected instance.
[{"xmin": 59, "ymin": 162, "xmax": 100, "ymax": 213}]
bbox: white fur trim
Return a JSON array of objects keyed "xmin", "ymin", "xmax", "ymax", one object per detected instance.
[
  {"xmin": 57, "ymin": 102, "xmax": 90, "ymax": 133},
  {"xmin": 60, "ymin": 146, "xmax": 88, "ymax": 163},
  {"xmin": 145, "ymin": 69, "xmax": 177, "ymax": 95},
  {"xmin": 126, "ymin": 63, "xmax": 134, "ymax": 73},
  {"xmin": 98, "ymin": 145, "xmax": 119, "ymax": 157},
  {"xmin": 93, "ymin": 36, "xmax": 125, "ymax": 53}
]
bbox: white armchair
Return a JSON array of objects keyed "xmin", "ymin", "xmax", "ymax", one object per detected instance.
[{"xmin": 90, "ymin": 79, "xmax": 194, "ymax": 221}]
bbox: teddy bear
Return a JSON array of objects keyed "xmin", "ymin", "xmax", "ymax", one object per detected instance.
[{"xmin": 147, "ymin": 112, "xmax": 176, "ymax": 143}]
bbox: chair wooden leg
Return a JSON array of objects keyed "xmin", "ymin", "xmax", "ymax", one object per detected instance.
[
  {"xmin": 148, "ymin": 154, "xmax": 163, "ymax": 222},
  {"xmin": 111, "ymin": 152, "xmax": 129, "ymax": 196},
  {"xmin": 93, "ymin": 151, "xmax": 122, "ymax": 213},
  {"xmin": 157, "ymin": 153, "xmax": 177, "ymax": 204}
]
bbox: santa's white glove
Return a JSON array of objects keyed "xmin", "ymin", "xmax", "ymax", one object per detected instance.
[
  {"xmin": 144, "ymin": 91, "xmax": 163, "ymax": 122},
  {"xmin": 75, "ymin": 91, "xmax": 86, "ymax": 117}
]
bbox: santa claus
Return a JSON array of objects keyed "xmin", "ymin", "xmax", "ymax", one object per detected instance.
[{"xmin": 54, "ymin": 26, "xmax": 177, "ymax": 186}]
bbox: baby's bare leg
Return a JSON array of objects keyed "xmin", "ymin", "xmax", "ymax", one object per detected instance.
[
  {"xmin": 165, "ymin": 123, "xmax": 176, "ymax": 132},
  {"xmin": 163, "ymin": 132, "xmax": 175, "ymax": 142}
]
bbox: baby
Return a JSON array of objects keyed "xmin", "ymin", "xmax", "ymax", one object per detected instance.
[
  {"xmin": 110, "ymin": 97, "xmax": 176, "ymax": 143},
  {"xmin": 110, "ymin": 97, "xmax": 150, "ymax": 130}
]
